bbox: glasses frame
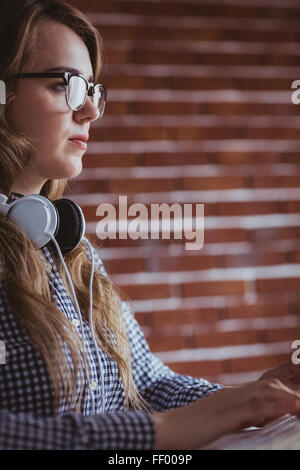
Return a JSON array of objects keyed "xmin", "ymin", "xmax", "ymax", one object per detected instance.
[{"xmin": 15, "ymin": 72, "xmax": 107, "ymax": 117}]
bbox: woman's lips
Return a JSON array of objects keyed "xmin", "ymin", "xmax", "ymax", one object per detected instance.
[{"xmin": 68, "ymin": 139, "xmax": 87, "ymax": 150}]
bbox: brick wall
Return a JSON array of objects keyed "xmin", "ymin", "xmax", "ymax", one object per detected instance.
[{"xmin": 70, "ymin": 0, "xmax": 300, "ymax": 385}]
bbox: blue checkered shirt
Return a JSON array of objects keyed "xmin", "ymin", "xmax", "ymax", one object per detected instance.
[{"xmin": 0, "ymin": 242, "xmax": 222, "ymax": 449}]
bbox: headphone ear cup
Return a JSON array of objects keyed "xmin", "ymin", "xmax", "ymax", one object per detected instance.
[
  {"xmin": 51, "ymin": 199, "xmax": 86, "ymax": 254},
  {"xmin": 6, "ymin": 194, "xmax": 58, "ymax": 249}
]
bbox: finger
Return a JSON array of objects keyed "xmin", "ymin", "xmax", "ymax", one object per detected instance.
[{"xmin": 268, "ymin": 379, "xmax": 300, "ymax": 400}]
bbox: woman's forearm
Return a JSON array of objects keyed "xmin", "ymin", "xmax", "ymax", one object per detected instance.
[
  {"xmin": 152, "ymin": 380, "xmax": 300, "ymax": 450},
  {"xmin": 152, "ymin": 389, "xmax": 232, "ymax": 449}
]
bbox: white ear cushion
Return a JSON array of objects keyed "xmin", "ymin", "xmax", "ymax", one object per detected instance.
[{"xmin": 8, "ymin": 195, "xmax": 58, "ymax": 248}]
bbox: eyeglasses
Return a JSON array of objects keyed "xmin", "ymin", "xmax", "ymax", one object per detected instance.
[{"xmin": 15, "ymin": 72, "xmax": 107, "ymax": 118}]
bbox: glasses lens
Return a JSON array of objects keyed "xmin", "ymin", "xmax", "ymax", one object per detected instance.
[
  {"xmin": 67, "ymin": 75, "xmax": 87, "ymax": 111},
  {"xmin": 93, "ymin": 84, "xmax": 106, "ymax": 118}
]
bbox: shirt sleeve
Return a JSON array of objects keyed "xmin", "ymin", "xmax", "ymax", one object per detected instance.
[{"xmin": 0, "ymin": 409, "xmax": 155, "ymax": 450}]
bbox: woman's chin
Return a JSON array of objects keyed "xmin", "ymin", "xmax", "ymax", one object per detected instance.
[
  {"xmin": 48, "ymin": 168, "xmax": 82, "ymax": 183},
  {"xmin": 59, "ymin": 160, "xmax": 83, "ymax": 180}
]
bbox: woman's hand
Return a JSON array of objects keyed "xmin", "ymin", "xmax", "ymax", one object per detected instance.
[
  {"xmin": 259, "ymin": 361, "xmax": 300, "ymax": 390},
  {"xmin": 152, "ymin": 378, "xmax": 300, "ymax": 449}
]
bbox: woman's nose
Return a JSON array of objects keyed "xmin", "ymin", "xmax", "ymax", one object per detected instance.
[{"xmin": 74, "ymin": 97, "xmax": 100, "ymax": 123}]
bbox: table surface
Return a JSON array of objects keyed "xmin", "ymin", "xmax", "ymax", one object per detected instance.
[{"xmin": 200, "ymin": 414, "xmax": 300, "ymax": 450}]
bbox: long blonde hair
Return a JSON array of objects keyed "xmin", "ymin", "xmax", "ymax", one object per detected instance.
[{"xmin": 0, "ymin": 0, "xmax": 147, "ymax": 413}]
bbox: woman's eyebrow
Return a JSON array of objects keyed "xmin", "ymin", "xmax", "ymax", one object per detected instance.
[{"xmin": 44, "ymin": 66, "xmax": 93, "ymax": 82}]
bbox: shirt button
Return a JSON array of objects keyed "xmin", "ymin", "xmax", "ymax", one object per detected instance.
[
  {"xmin": 71, "ymin": 319, "xmax": 80, "ymax": 327},
  {"xmin": 89, "ymin": 381, "xmax": 98, "ymax": 391}
]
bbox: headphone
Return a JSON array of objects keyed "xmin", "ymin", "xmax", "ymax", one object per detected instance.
[
  {"xmin": 0, "ymin": 192, "xmax": 85, "ymax": 254},
  {"xmin": 0, "ymin": 192, "xmax": 105, "ymax": 413}
]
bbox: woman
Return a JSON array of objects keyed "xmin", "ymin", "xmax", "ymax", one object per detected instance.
[{"xmin": 0, "ymin": 0, "xmax": 299, "ymax": 450}]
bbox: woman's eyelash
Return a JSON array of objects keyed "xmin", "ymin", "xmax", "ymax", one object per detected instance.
[{"xmin": 53, "ymin": 82, "xmax": 66, "ymax": 90}]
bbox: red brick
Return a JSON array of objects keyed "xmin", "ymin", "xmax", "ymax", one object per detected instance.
[
  {"xmin": 194, "ymin": 329, "xmax": 263, "ymax": 348},
  {"xmin": 223, "ymin": 251, "xmax": 286, "ymax": 268},
  {"xmin": 92, "ymin": 126, "xmax": 171, "ymax": 141},
  {"xmin": 134, "ymin": 101, "xmax": 199, "ymax": 115},
  {"xmin": 245, "ymin": 128, "xmax": 300, "ymax": 140},
  {"xmin": 170, "ymin": 76, "xmax": 234, "ymax": 91},
  {"xmin": 230, "ymin": 354, "xmax": 290, "ymax": 373},
  {"xmin": 106, "ymin": 75, "xmax": 168, "ymax": 90},
  {"xmin": 265, "ymin": 327, "xmax": 300, "ymax": 343},
  {"xmin": 166, "ymin": 361, "xmax": 222, "ymax": 378},
  {"xmin": 256, "ymin": 277, "xmax": 300, "ymax": 294},
  {"xmin": 103, "ymin": 101, "xmax": 129, "ymax": 115},
  {"xmin": 205, "ymin": 228, "xmax": 247, "ymax": 244},
  {"xmin": 295, "ymin": 251, "xmax": 300, "ymax": 263},
  {"xmin": 99, "ymin": 27, "xmax": 300, "ymax": 45},
  {"xmin": 68, "ymin": 180, "xmax": 109, "ymax": 194},
  {"xmin": 134, "ymin": 312, "xmax": 150, "ymax": 329},
  {"xmin": 167, "ymin": 352, "xmax": 291, "ymax": 377},
  {"xmin": 105, "ymin": 41, "xmax": 300, "ymax": 66},
  {"xmin": 253, "ymin": 175, "xmax": 300, "ymax": 188},
  {"xmin": 225, "ymin": 302, "xmax": 290, "ymax": 320},
  {"xmin": 119, "ymin": 283, "xmax": 172, "ymax": 300},
  {"xmin": 218, "ymin": 201, "xmax": 278, "ymax": 216},
  {"xmin": 176, "ymin": 127, "xmax": 238, "ymax": 140},
  {"xmin": 107, "ymin": 49, "xmax": 128, "ymax": 65},
  {"xmin": 143, "ymin": 153, "xmax": 212, "ymax": 166},
  {"xmin": 279, "ymin": 153, "xmax": 300, "ymax": 164},
  {"xmin": 283, "ymin": 201, "xmax": 300, "ymax": 213},
  {"xmin": 83, "ymin": 153, "xmax": 138, "ymax": 168},
  {"xmin": 73, "ymin": 1, "xmax": 300, "ymax": 19},
  {"xmin": 289, "ymin": 298, "xmax": 300, "ymax": 315},
  {"xmin": 150, "ymin": 254, "xmax": 215, "ymax": 272},
  {"xmin": 183, "ymin": 176, "xmax": 245, "ymax": 190},
  {"xmin": 149, "ymin": 308, "xmax": 219, "ymax": 328},
  {"xmin": 250, "ymin": 227, "xmax": 300, "ymax": 243},
  {"xmin": 147, "ymin": 335, "xmax": 186, "ymax": 352},
  {"xmin": 107, "ymin": 177, "xmax": 174, "ymax": 193},
  {"xmin": 241, "ymin": 78, "xmax": 292, "ymax": 92},
  {"xmin": 208, "ymin": 102, "xmax": 292, "ymax": 116},
  {"xmin": 182, "ymin": 280, "xmax": 247, "ymax": 297},
  {"xmin": 78, "ymin": 205, "xmax": 99, "ymax": 220},
  {"xmin": 104, "ymin": 258, "xmax": 145, "ymax": 274}
]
